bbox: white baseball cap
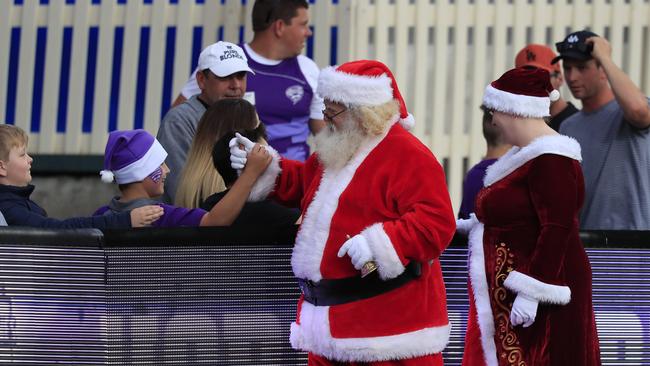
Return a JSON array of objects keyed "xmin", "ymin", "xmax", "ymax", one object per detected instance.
[{"xmin": 197, "ymin": 41, "xmax": 254, "ymax": 77}]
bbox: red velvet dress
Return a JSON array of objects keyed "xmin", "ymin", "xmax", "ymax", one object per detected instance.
[{"xmin": 461, "ymin": 135, "xmax": 601, "ymax": 366}]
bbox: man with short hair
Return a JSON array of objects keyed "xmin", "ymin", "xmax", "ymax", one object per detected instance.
[
  {"xmin": 174, "ymin": 0, "xmax": 325, "ymax": 162},
  {"xmin": 157, "ymin": 41, "xmax": 253, "ymax": 204},
  {"xmin": 554, "ymin": 30, "xmax": 650, "ymax": 229},
  {"xmin": 231, "ymin": 60, "xmax": 455, "ymax": 365},
  {"xmin": 515, "ymin": 43, "xmax": 578, "ymax": 131},
  {"xmin": 457, "ymin": 106, "xmax": 511, "ymax": 220}
]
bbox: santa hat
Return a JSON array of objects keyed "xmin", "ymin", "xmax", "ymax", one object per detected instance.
[
  {"xmin": 317, "ymin": 60, "xmax": 415, "ymax": 130},
  {"xmin": 482, "ymin": 67, "xmax": 560, "ymax": 118},
  {"xmin": 100, "ymin": 129, "xmax": 167, "ymax": 184}
]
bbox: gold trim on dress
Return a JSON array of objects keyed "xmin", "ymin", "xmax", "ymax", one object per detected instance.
[{"xmin": 493, "ymin": 242, "xmax": 526, "ymax": 366}]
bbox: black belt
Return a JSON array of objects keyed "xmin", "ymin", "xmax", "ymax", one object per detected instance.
[{"xmin": 297, "ymin": 261, "xmax": 422, "ymax": 306}]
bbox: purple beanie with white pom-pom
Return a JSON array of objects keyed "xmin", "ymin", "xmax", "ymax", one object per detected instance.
[{"xmin": 100, "ymin": 129, "xmax": 167, "ymax": 184}]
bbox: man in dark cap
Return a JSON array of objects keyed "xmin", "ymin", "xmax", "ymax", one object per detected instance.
[{"xmin": 554, "ymin": 30, "xmax": 650, "ymax": 230}]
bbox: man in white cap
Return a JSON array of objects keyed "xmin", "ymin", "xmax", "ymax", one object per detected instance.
[
  {"xmin": 157, "ymin": 41, "xmax": 254, "ymax": 204},
  {"xmin": 231, "ymin": 60, "xmax": 455, "ymax": 365}
]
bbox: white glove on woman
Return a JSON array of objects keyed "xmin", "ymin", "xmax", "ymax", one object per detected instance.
[
  {"xmin": 510, "ymin": 293, "xmax": 539, "ymax": 328},
  {"xmin": 337, "ymin": 234, "xmax": 373, "ymax": 270},
  {"xmin": 456, "ymin": 213, "xmax": 479, "ymax": 235},
  {"xmin": 229, "ymin": 132, "xmax": 255, "ymax": 170}
]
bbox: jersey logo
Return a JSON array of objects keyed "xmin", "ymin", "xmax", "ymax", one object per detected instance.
[{"xmin": 285, "ymin": 85, "xmax": 305, "ymax": 105}]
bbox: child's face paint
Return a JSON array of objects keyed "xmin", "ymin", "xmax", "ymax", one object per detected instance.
[
  {"xmin": 143, "ymin": 163, "xmax": 169, "ymax": 198},
  {"xmin": 148, "ymin": 167, "xmax": 163, "ymax": 183}
]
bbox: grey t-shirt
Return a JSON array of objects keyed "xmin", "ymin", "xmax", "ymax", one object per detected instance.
[
  {"xmin": 560, "ymin": 98, "xmax": 650, "ymax": 230},
  {"xmin": 156, "ymin": 95, "xmax": 207, "ymax": 204}
]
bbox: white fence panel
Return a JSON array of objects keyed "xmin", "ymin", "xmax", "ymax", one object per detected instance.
[
  {"xmin": 312, "ymin": 0, "xmax": 333, "ymax": 68},
  {"xmin": 117, "ymin": 0, "xmax": 142, "ymax": 134},
  {"xmin": 172, "ymin": 2, "xmax": 195, "ymax": 101},
  {"xmin": 3, "ymin": 0, "xmax": 650, "ymax": 211},
  {"xmin": 15, "ymin": 0, "xmax": 38, "ymax": 143},
  {"xmin": 143, "ymin": 1, "xmax": 168, "ymax": 134},
  {"xmin": 90, "ymin": 0, "xmax": 117, "ymax": 153},
  {"xmin": 66, "ymin": 1, "xmax": 91, "ymax": 153},
  {"xmin": 39, "ymin": 0, "xmax": 65, "ymax": 153},
  {"xmin": 0, "ymin": 5, "xmax": 13, "ymax": 125}
]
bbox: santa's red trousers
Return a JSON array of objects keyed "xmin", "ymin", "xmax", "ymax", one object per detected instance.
[{"xmin": 308, "ymin": 353, "xmax": 444, "ymax": 366}]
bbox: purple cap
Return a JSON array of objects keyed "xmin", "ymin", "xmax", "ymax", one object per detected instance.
[{"xmin": 100, "ymin": 129, "xmax": 167, "ymax": 184}]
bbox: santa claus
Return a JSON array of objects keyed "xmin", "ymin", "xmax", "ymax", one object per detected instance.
[{"xmin": 230, "ymin": 60, "xmax": 456, "ymax": 365}]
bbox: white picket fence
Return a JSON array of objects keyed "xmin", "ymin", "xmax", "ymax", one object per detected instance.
[{"xmin": 2, "ymin": 0, "xmax": 650, "ymax": 211}]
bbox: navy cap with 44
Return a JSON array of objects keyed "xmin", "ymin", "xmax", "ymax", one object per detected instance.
[{"xmin": 552, "ymin": 30, "xmax": 599, "ymax": 64}]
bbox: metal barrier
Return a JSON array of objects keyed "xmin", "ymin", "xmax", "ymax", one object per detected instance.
[{"xmin": 0, "ymin": 226, "xmax": 649, "ymax": 365}]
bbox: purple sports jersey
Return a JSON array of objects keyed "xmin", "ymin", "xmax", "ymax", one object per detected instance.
[
  {"xmin": 243, "ymin": 47, "xmax": 313, "ymax": 161},
  {"xmin": 458, "ymin": 158, "xmax": 497, "ymax": 219}
]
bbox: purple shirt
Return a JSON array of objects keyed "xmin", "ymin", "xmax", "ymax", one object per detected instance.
[
  {"xmin": 458, "ymin": 159, "xmax": 497, "ymax": 219},
  {"xmin": 94, "ymin": 197, "xmax": 205, "ymax": 227},
  {"xmin": 242, "ymin": 47, "xmax": 313, "ymax": 161}
]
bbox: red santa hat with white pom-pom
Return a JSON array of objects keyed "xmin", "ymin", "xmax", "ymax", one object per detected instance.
[
  {"xmin": 482, "ymin": 66, "xmax": 560, "ymax": 118},
  {"xmin": 317, "ymin": 60, "xmax": 415, "ymax": 130}
]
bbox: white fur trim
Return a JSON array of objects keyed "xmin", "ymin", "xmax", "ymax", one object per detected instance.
[
  {"xmin": 504, "ymin": 270, "xmax": 571, "ymax": 305},
  {"xmin": 100, "ymin": 170, "xmax": 114, "ymax": 183},
  {"xmin": 111, "ymin": 139, "xmax": 167, "ymax": 184},
  {"xmin": 248, "ymin": 145, "xmax": 281, "ymax": 202},
  {"xmin": 292, "ymin": 129, "xmax": 391, "ymax": 281},
  {"xmin": 467, "ymin": 223, "xmax": 499, "ymax": 366},
  {"xmin": 317, "ymin": 66, "xmax": 393, "ymax": 106},
  {"xmin": 400, "ymin": 113, "xmax": 415, "ymax": 131},
  {"xmin": 549, "ymin": 89, "xmax": 560, "ymax": 102},
  {"xmin": 483, "ymin": 84, "xmax": 550, "ymax": 118},
  {"xmin": 361, "ymin": 223, "xmax": 406, "ymax": 280},
  {"xmin": 290, "ymin": 301, "xmax": 450, "ymax": 362},
  {"xmin": 455, "ymin": 214, "xmax": 478, "ymax": 236},
  {"xmin": 483, "ymin": 134, "xmax": 582, "ymax": 187}
]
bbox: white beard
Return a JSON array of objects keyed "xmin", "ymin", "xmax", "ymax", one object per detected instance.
[{"xmin": 313, "ymin": 117, "xmax": 367, "ymax": 170}]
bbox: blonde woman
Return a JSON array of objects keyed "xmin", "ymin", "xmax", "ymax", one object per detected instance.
[{"xmin": 175, "ymin": 98, "xmax": 265, "ymax": 208}]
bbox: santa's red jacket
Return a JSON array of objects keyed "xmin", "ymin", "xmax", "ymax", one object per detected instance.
[{"xmin": 250, "ymin": 121, "xmax": 456, "ymax": 362}]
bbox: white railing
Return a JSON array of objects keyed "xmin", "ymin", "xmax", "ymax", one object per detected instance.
[{"xmin": 2, "ymin": 0, "xmax": 650, "ymax": 211}]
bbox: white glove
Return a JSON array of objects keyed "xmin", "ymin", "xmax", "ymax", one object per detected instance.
[
  {"xmin": 456, "ymin": 213, "xmax": 479, "ymax": 235},
  {"xmin": 229, "ymin": 132, "xmax": 255, "ymax": 170},
  {"xmin": 510, "ymin": 293, "xmax": 539, "ymax": 328},
  {"xmin": 337, "ymin": 234, "xmax": 373, "ymax": 270}
]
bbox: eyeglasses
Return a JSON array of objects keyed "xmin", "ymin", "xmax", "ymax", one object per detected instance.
[
  {"xmin": 323, "ymin": 108, "xmax": 347, "ymax": 122},
  {"xmin": 555, "ymin": 41, "xmax": 593, "ymax": 55},
  {"xmin": 480, "ymin": 105, "xmax": 494, "ymax": 116}
]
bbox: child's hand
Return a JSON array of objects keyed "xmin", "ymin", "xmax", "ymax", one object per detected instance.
[
  {"xmin": 130, "ymin": 205, "xmax": 164, "ymax": 227},
  {"xmin": 242, "ymin": 144, "xmax": 272, "ymax": 176}
]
